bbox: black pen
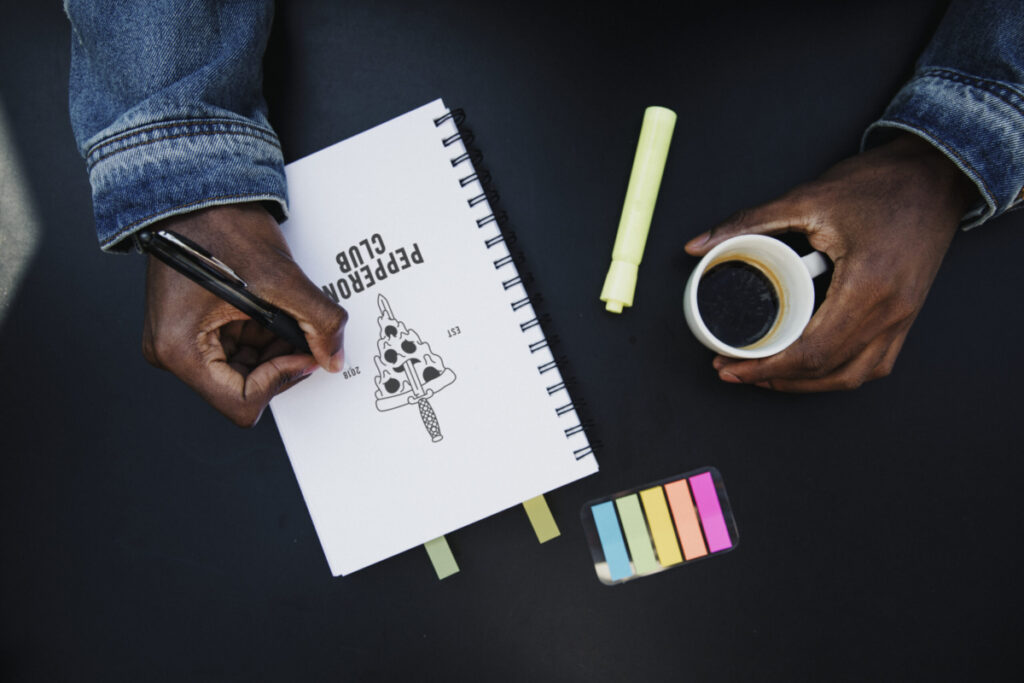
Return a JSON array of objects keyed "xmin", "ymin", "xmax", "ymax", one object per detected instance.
[{"xmin": 135, "ymin": 228, "xmax": 312, "ymax": 354}]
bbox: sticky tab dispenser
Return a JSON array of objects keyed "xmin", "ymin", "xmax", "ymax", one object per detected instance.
[
  {"xmin": 581, "ymin": 467, "xmax": 737, "ymax": 585},
  {"xmin": 600, "ymin": 106, "xmax": 677, "ymax": 313}
]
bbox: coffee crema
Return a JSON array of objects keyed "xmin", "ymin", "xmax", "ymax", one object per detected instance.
[{"xmin": 696, "ymin": 260, "xmax": 780, "ymax": 348}]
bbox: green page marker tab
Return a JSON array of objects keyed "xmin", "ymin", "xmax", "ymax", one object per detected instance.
[
  {"xmin": 523, "ymin": 495, "xmax": 560, "ymax": 543},
  {"xmin": 600, "ymin": 106, "xmax": 677, "ymax": 313},
  {"xmin": 615, "ymin": 494, "xmax": 659, "ymax": 575},
  {"xmin": 424, "ymin": 536, "xmax": 459, "ymax": 580}
]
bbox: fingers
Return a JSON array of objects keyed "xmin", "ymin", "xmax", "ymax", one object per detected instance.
[
  {"xmin": 141, "ymin": 203, "xmax": 348, "ymax": 427},
  {"xmin": 202, "ymin": 352, "xmax": 318, "ymax": 428},
  {"xmin": 721, "ymin": 331, "xmax": 902, "ymax": 393},
  {"xmin": 712, "ymin": 303, "xmax": 910, "ymax": 393},
  {"xmin": 684, "ymin": 193, "xmax": 812, "ymax": 256},
  {"xmin": 708, "ymin": 251, "xmax": 907, "ymax": 391},
  {"xmin": 249, "ymin": 261, "xmax": 348, "ymax": 373},
  {"xmin": 156, "ymin": 203, "xmax": 349, "ymax": 373},
  {"xmin": 150, "ymin": 314, "xmax": 320, "ymax": 427},
  {"xmin": 225, "ymin": 209, "xmax": 347, "ymax": 373}
]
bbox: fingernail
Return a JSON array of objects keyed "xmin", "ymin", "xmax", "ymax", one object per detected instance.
[
  {"xmin": 302, "ymin": 364, "xmax": 319, "ymax": 377},
  {"xmin": 720, "ymin": 371, "xmax": 742, "ymax": 384},
  {"xmin": 689, "ymin": 233, "xmax": 710, "ymax": 248},
  {"xmin": 712, "ymin": 357, "xmax": 726, "ymax": 370},
  {"xmin": 328, "ymin": 350, "xmax": 345, "ymax": 373},
  {"xmin": 755, "ymin": 381, "xmax": 771, "ymax": 389}
]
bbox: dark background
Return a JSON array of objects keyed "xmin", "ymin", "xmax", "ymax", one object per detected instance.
[{"xmin": 2, "ymin": 1, "xmax": 1022, "ymax": 680}]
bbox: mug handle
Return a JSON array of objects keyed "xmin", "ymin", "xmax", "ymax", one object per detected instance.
[{"xmin": 801, "ymin": 251, "xmax": 829, "ymax": 279}]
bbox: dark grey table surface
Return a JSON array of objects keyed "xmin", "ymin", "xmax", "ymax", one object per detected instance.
[{"xmin": 2, "ymin": 1, "xmax": 1022, "ymax": 680}]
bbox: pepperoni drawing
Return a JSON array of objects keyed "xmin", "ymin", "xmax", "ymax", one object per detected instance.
[{"xmin": 372, "ymin": 294, "xmax": 457, "ymax": 442}]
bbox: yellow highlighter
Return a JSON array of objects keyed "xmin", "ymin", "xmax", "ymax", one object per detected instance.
[{"xmin": 600, "ymin": 106, "xmax": 677, "ymax": 313}]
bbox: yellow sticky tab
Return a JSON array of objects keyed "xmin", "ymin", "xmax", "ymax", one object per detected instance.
[
  {"xmin": 600, "ymin": 106, "xmax": 677, "ymax": 313},
  {"xmin": 639, "ymin": 486, "xmax": 683, "ymax": 567},
  {"xmin": 523, "ymin": 495, "xmax": 560, "ymax": 543},
  {"xmin": 424, "ymin": 536, "xmax": 459, "ymax": 579}
]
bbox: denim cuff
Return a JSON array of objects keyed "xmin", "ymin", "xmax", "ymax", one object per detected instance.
[
  {"xmin": 84, "ymin": 116, "xmax": 289, "ymax": 251},
  {"xmin": 862, "ymin": 67, "xmax": 1024, "ymax": 230}
]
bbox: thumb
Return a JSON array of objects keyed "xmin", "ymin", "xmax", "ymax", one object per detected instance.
[
  {"xmin": 240, "ymin": 354, "xmax": 321, "ymax": 418},
  {"xmin": 685, "ymin": 193, "xmax": 811, "ymax": 256},
  {"xmin": 257, "ymin": 264, "xmax": 348, "ymax": 373}
]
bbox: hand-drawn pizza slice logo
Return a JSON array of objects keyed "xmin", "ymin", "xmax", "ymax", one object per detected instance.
[{"xmin": 373, "ymin": 294, "xmax": 456, "ymax": 442}]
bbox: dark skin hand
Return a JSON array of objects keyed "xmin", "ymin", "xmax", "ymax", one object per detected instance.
[
  {"xmin": 142, "ymin": 203, "xmax": 348, "ymax": 426},
  {"xmin": 685, "ymin": 133, "xmax": 978, "ymax": 391}
]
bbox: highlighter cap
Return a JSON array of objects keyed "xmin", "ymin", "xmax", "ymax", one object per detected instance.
[
  {"xmin": 600, "ymin": 259, "xmax": 640, "ymax": 313},
  {"xmin": 599, "ymin": 105, "xmax": 677, "ymax": 314}
]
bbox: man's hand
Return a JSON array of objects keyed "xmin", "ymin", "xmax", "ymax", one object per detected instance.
[
  {"xmin": 142, "ymin": 203, "xmax": 347, "ymax": 426},
  {"xmin": 685, "ymin": 134, "xmax": 978, "ymax": 391}
]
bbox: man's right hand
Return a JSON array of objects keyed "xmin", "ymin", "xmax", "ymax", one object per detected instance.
[{"xmin": 142, "ymin": 203, "xmax": 347, "ymax": 427}]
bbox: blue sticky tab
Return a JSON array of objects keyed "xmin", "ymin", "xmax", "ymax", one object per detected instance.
[{"xmin": 591, "ymin": 501, "xmax": 633, "ymax": 581}]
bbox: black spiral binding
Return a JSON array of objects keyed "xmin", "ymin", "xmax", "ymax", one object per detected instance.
[{"xmin": 433, "ymin": 108, "xmax": 600, "ymax": 461}]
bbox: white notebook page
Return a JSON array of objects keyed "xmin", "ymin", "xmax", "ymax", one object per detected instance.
[{"xmin": 270, "ymin": 99, "xmax": 598, "ymax": 576}]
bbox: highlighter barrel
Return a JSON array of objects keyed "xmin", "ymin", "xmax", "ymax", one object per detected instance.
[{"xmin": 600, "ymin": 106, "xmax": 677, "ymax": 313}]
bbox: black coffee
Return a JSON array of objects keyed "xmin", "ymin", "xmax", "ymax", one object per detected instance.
[{"xmin": 696, "ymin": 260, "xmax": 779, "ymax": 347}]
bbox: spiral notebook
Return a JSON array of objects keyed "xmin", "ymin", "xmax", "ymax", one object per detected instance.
[{"xmin": 270, "ymin": 99, "xmax": 599, "ymax": 576}]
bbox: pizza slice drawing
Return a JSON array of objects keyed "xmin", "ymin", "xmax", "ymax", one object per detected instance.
[{"xmin": 373, "ymin": 294, "xmax": 456, "ymax": 442}]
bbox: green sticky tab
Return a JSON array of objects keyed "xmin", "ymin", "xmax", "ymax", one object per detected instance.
[
  {"xmin": 600, "ymin": 105, "xmax": 677, "ymax": 313},
  {"xmin": 615, "ymin": 494, "xmax": 660, "ymax": 575},
  {"xmin": 424, "ymin": 536, "xmax": 459, "ymax": 579},
  {"xmin": 523, "ymin": 495, "xmax": 560, "ymax": 543}
]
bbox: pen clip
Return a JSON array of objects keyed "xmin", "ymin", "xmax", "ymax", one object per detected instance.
[{"xmin": 150, "ymin": 229, "xmax": 249, "ymax": 288}]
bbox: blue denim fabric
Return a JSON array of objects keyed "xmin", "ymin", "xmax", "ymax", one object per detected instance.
[
  {"xmin": 68, "ymin": 1, "xmax": 1022, "ymax": 251},
  {"xmin": 65, "ymin": 0, "xmax": 286, "ymax": 251},
  {"xmin": 863, "ymin": 0, "xmax": 1024, "ymax": 229}
]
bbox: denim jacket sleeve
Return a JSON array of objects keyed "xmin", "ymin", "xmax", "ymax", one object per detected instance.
[
  {"xmin": 65, "ymin": 0, "xmax": 286, "ymax": 252},
  {"xmin": 862, "ymin": 0, "xmax": 1024, "ymax": 229}
]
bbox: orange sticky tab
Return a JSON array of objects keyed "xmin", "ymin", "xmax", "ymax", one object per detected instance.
[{"xmin": 664, "ymin": 480, "xmax": 708, "ymax": 560}]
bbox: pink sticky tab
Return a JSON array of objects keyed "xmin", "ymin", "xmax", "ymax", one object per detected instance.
[{"xmin": 689, "ymin": 472, "xmax": 732, "ymax": 552}]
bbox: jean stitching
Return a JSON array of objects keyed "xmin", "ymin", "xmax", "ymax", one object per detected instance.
[
  {"xmin": 84, "ymin": 118, "xmax": 276, "ymax": 155},
  {"xmin": 919, "ymin": 67, "xmax": 1024, "ymax": 117},
  {"xmin": 86, "ymin": 129, "xmax": 280, "ymax": 170}
]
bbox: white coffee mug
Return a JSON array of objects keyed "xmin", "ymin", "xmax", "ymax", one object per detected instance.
[{"xmin": 683, "ymin": 234, "xmax": 829, "ymax": 359}]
